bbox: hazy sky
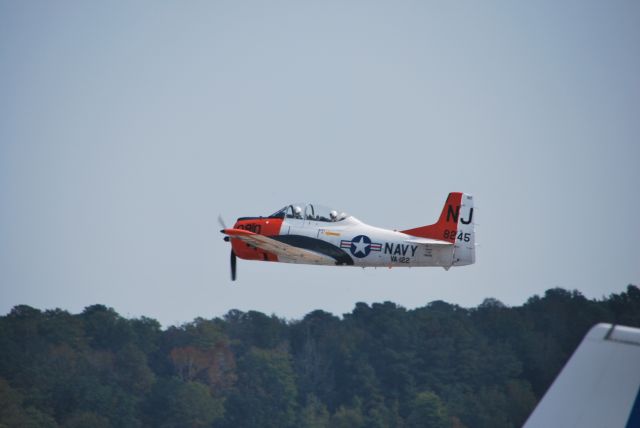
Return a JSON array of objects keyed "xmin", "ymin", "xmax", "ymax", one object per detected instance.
[{"xmin": 1, "ymin": 1, "xmax": 639, "ymax": 326}]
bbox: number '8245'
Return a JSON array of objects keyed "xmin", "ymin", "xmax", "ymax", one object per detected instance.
[{"xmin": 443, "ymin": 230, "xmax": 471, "ymax": 242}]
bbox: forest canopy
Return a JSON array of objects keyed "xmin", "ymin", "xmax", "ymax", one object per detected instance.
[{"xmin": 1, "ymin": 285, "xmax": 639, "ymax": 428}]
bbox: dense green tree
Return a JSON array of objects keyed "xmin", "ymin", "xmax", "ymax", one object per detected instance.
[
  {"xmin": 114, "ymin": 344, "xmax": 155, "ymax": 395},
  {"xmin": 82, "ymin": 305, "xmax": 134, "ymax": 350},
  {"xmin": 298, "ymin": 394, "xmax": 330, "ymax": 428},
  {"xmin": 224, "ymin": 347, "xmax": 298, "ymax": 428},
  {"xmin": 405, "ymin": 391, "xmax": 449, "ymax": 428},
  {"xmin": 224, "ymin": 310, "xmax": 288, "ymax": 351},
  {"xmin": 504, "ymin": 379, "xmax": 537, "ymax": 426},
  {"xmin": 144, "ymin": 379, "xmax": 223, "ymax": 428},
  {"xmin": 61, "ymin": 412, "xmax": 111, "ymax": 428},
  {"xmin": 608, "ymin": 285, "xmax": 640, "ymax": 326},
  {"xmin": 129, "ymin": 317, "xmax": 162, "ymax": 355},
  {"xmin": 330, "ymin": 399, "xmax": 365, "ymax": 428},
  {"xmin": 0, "ymin": 378, "xmax": 57, "ymax": 428},
  {"xmin": 1, "ymin": 285, "xmax": 638, "ymax": 428},
  {"xmin": 290, "ymin": 310, "xmax": 341, "ymax": 409}
]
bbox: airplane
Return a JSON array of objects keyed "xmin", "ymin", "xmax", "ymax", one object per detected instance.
[
  {"xmin": 523, "ymin": 323, "xmax": 640, "ymax": 428},
  {"xmin": 220, "ymin": 192, "xmax": 475, "ymax": 281}
]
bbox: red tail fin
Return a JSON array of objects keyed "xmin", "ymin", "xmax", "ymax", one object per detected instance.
[{"xmin": 401, "ymin": 192, "xmax": 463, "ymax": 243}]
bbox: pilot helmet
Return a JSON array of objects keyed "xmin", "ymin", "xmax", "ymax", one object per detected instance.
[
  {"xmin": 330, "ymin": 210, "xmax": 338, "ymax": 220},
  {"xmin": 293, "ymin": 206, "xmax": 302, "ymax": 216}
]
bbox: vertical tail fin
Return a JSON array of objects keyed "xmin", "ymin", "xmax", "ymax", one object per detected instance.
[
  {"xmin": 523, "ymin": 323, "xmax": 640, "ymax": 428},
  {"xmin": 402, "ymin": 192, "xmax": 475, "ymax": 266}
]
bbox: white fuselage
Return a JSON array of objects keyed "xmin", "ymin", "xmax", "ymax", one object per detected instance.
[{"xmin": 279, "ymin": 216, "xmax": 458, "ymax": 268}]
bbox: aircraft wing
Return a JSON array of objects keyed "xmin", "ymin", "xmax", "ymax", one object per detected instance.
[
  {"xmin": 404, "ymin": 237, "xmax": 452, "ymax": 246},
  {"xmin": 523, "ymin": 323, "xmax": 640, "ymax": 428},
  {"xmin": 222, "ymin": 229, "xmax": 335, "ymax": 265}
]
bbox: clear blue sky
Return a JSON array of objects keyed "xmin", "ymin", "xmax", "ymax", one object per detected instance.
[{"xmin": 1, "ymin": 1, "xmax": 638, "ymax": 326}]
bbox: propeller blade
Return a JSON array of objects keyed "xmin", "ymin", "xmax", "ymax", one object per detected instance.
[
  {"xmin": 218, "ymin": 215, "xmax": 227, "ymax": 230},
  {"xmin": 230, "ymin": 250, "xmax": 237, "ymax": 281}
]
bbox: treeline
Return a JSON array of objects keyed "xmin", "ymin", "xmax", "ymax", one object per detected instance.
[{"xmin": 1, "ymin": 285, "xmax": 639, "ymax": 428}]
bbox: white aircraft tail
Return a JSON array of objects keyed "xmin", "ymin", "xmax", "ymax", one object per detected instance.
[
  {"xmin": 452, "ymin": 193, "xmax": 475, "ymax": 266},
  {"xmin": 524, "ymin": 323, "xmax": 640, "ymax": 428},
  {"xmin": 402, "ymin": 192, "xmax": 475, "ymax": 266}
]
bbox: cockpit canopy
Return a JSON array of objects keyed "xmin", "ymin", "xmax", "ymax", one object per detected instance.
[{"xmin": 270, "ymin": 203, "xmax": 348, "ymax": 222}]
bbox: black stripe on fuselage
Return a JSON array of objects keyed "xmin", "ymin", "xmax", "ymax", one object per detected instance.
[{"xmin": 270, "ymin": 235, "xmax": 354, "ymax": 266}]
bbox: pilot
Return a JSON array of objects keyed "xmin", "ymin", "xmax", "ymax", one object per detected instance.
[
  {"xmin": 293, "ymin": 206, "xmax": 303, "ymax": 219},
  {"xmin": 330, "ymin": 210, "xmax": 338, "ymax": 221}
]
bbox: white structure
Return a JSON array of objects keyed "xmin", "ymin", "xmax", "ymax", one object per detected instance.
[
  {"xmin": 221, "ymin": 192, "xmax": 475, "ymax": 280},
  {"xmin": 524, "ymin": 323, "xmax": 640, "ymax": 428}
]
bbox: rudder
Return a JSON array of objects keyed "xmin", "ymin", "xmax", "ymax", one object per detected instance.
[{"xmin": 453, "ymin": 193, "xmax": 475, "ymax": 266}]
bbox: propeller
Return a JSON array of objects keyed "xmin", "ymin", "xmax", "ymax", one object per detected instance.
[
  {"xmin": 217, "ymin": 215, "xmax": 227, "ymax": 229},
  {"xmin": 219, "ymin": 215, "xmax": 237, "ymax": 281},
  {"xmin": 230, "ymin": 249, "xmax": 237, "ymax": 281}
]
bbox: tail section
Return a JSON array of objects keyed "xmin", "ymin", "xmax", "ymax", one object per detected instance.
[
  {"xmin": 402, "ymin": 192, "xmax": 475, "ymax": 266},
  {"xmin": 524, "ymin": 323, "xmax": 640, "ymax": 428}
]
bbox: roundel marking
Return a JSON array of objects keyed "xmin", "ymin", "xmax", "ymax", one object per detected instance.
[{"xmin": 349, "ymin": 235, "xmax": 372, "ymax": 258}]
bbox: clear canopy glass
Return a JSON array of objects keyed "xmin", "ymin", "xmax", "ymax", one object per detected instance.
[{"xmin": 269, "ymin": 203, "xmax": 348, "ymax": 222}]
